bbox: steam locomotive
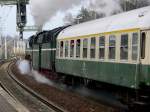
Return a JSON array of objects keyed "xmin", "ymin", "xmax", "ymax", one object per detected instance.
[{"xmin": 26, "ymin": 6, "xmax": 150, "ymax": 109}]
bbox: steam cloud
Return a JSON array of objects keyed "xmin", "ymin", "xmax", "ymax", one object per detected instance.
[
  {"xmin": 29, "ymin": 0, "xmax": 150, "ymax": 29},
  {"xmin": 29, "ymin": 0, "xmax": 81, "ymax": 28},
  {"xmin": 29, "ymin": 0, "xmax": 122, "ymax": 29},
  {"xmin": 17, "ymin": 60, "xmax": 31, "ymax": 74},
  {"xmin": 85, "ymin": 0, "xmax": 122, "ymax": 16},
  {"xmin": 32, "ymin": 70, "xmax": 50, "ymax": 84},
  {"xmin": 17, "ymin": 60, "xmax": 51, "ymax": 85}
]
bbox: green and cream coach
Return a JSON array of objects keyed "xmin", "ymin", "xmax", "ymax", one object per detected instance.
[{"xmin": 56, "ymin": 6, "xmax": 150, "ymax": 89}]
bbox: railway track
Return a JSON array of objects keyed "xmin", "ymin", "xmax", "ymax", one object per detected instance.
[
  {"xmin": 3, "ymin": 60, "xmax": 124, "ymax": 112},
  {"xmin": 6, "ymin": 61, "xmax": 67, "ymax": 112}
]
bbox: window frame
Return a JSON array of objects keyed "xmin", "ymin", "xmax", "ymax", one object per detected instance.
[
  {"xmin": 132, "ymin": 32, "xmax": 139, "ymax": 61},
  {"xmin": 83, "ymin": 38, "xmax": 88, "ymax": 58},
  {"xmin": 120, "ymin": 34, "xmax": 129, "ymax": 61},
  {"xmin": 99, "ymin": 36, "xmax": 105, "ymax": 60},
  {"xmin": 65, "ymin": 41, "xmax": 69, "ymax": 58},
  {"xmin": 76, "ymin": 39, "xmax": 81, "ymax": 58},
  {"xmin": 70, "ymin": 40, "xmax": 75, "ymax": 58},
  {"xmin": 109, "ymin": 35, "xmax": 116, "ymax": 60},
  {"xmin": 90, "ymin": 37, "xmax": 96, "ymax": 59}
]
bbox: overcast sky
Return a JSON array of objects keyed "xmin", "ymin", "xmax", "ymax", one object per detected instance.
[
  {"xmin": 0, "ymin": 5, "xmax": 66, "ymax": 39},
  {"xmin": 0, "ymin": 0, "xmax": 122, "ymax": 39},
  {"xmin": 1, "ymin": 0, "xmax": 150, "ymax": 39}
]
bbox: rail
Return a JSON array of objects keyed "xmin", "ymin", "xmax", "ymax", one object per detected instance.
[{"xmin": 6, "ymin": 61, "xmax": 68, "ymax": 112}]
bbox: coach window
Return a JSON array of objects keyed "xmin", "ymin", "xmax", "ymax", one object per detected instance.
[
  {"xmin": 141, "ymin": 32, "xmax": 146, "ymax": 59},
  {"xmin": 109, "ymin": 35, "xmax": 116, "ymax": 60},
  {"xmin": 60, "ymin": 41, "xmax": 64, "ymax": 57},
  {"xmin": 83, "ymin": 38, "xmax": 88, "ymax": 58},
  {"xmin": 132, "ymin": 33, "xmax": 138, "ymax": 60},
  {"xmin": 90, "ymin": 37, "xmax": 96, "ymax": 58},
  {"xmin": 70, "ymin": 40, "xmax": 74, "ymax": 57},
  {"xmin": 65, "ymin": 41, "xmax": 69, "ymax": 57},
  {"xmin": 76, "ymin": 39, "xmax": 80, "ymax": 58},
  {"xmin": 120, "ymin": 34, "xmax": 128, "ymax": 60},
  {"xmin": 99, "ymin": 36, "xmax": 105, "ymax": 59}
]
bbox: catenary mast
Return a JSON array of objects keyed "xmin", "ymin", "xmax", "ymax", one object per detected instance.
[{"xmin": 0, "ymin": 0, "xmax": 28, "ymax": 39}]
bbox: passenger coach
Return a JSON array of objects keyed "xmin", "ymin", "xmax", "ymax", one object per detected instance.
[{"xmin": 55, "ymin": 6, "xmax": 150, "ymax": 89}]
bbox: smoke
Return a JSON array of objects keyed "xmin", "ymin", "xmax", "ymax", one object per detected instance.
[
  {"xmin": 31, "ymin": 70, "xmax": 51, "ymax": 84},
  {"xmin": 17, "ymin": 60, "xmax": 51, "ymax": 85},
  {"xmin": 29, "ymin": 0, "xmax": 81, "ymax": 28},
  {"xmin": 63, "ymin": 0, "xmax": 122, "ymax": 24},
  {"xmin": 147, "ymin": 0, "xmax": 150, "ymax": 3},
  {"xmin": 29, "ymin": 0, "xmax": 123, "ymax": 28},
  {"xmin": 84, "ymin": 0, "xmax": 122, "ymax": 16},
  {"xmin": 30, "ymin": 0, "xmax": 150, "ymax": 29},
  {"xmin": 17, "ymin": 60, "xmax": 31, "ymax": 75}
]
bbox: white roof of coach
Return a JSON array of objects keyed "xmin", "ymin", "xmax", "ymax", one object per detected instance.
[{"xmin": 58, "ymin": 6, "xmax": 150, "ymax": 40}]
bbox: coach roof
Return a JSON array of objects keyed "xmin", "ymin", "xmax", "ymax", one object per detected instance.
[{"xmin": 58, "ymin": 6, "xmax": 150, "ymax": 40}]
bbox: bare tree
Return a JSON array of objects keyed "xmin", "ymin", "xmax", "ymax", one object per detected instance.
[
  {"xmin": 64, "ymin": 7, "xmax": 104, "ymax": 25},
  {"xmin": 63, "ymin": 13, "xmax": 75, "ymax": 25},
  {"xmin": 120, "ymin": 0, "xmax": 150, "ymax": 11},
  {"xmin": 64, "ymin": 0, "xmax": 150, "ymax": 25}
]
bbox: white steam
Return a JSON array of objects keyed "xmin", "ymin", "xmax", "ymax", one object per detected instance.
[
  {"xmin": 31, "ymin": 70, "xmax": 50, "ymax": 84},
  {"xmin": 29, "ymin": 0, "xmax": 81, "ymax": 28},
  {"xmin": 17, "ymin": 60, "xmax": 31, "ymax": 75},
  {"xmin": 29, "ymin": 0, "xmax": 122, "ymax": 28},
  {"xmin": 84, "ymin": 0, "xmax": 122, "ymax": 16},
  {"xmin": 17, "ymin": 60, "xmax": 51, "ymax": 85},
  {"xmin": 30, "ymin": 0, "xmax": 150, "ymax": 29}
]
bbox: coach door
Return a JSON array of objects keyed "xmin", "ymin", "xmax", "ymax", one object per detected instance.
[
  {"xmin": 145, "ymin": 30, "xmax": 150, "ymax": 64},
  {"xmin": 140, "ymin": 31, "xmax": 149, "ymax": 64}
]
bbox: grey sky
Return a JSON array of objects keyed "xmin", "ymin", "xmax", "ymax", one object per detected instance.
[
  {"xmin": 1, "ymin": 0, "xmax": 139, "ymax": 39},
  {"xmin": 0, "ymin": 5, "xmax": 35, "ymax": 39},
  {"xmin": 0, "ymin": 5, "xmax": 65, "ymax": 39},
  {"xmin": 0, "ymin": 0, "xmax": 122, "ymax": 39}
]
